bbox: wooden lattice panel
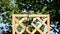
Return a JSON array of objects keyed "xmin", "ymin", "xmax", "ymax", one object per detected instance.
[{"xmin": 12, "ymin": 14, "xmax": 50, "ymax": 34}]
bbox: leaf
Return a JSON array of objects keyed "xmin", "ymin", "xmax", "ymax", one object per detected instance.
[{"xmin": 41, "ymin": 6, "xmax": 47, "ymax": 12}]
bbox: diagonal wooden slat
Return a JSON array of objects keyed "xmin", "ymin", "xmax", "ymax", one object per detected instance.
[
  {"xmin": 31, "ymin": 22, "xmax": 42, "ymax": 34},
  {"xmin": 44, "ymin": 29, "xmax": 47, "ymax": 34},
  {"xmin": 15, "ymin": 28, "xmax": 20, "ymax": 34},
  {"xmin": 20, "ymin": 29, "xmax": 25, "ymax": 34},
  {"xmin": 37, "ymin": 17, "xmax": 48, "ymax": 28},
  {"xmin": 20, "ymin": 18, "xmax": 27, "ymax": 22},
  {"xmin": 15, "ymin": 17, "xmax": 33, "ymax": 34},
  {"xmin": 31, "ymin": 22, "xmax": 44, "ymax": 34},
  {"xmin": 26, "ymin": 27, "xmax": 32, "ymax": 34},
  {"xmin": 14, "ymin": 18, "xmax": 25, "ymax": 29},
  {"xmin": 12, "ymin": 14, "xmax": 50, "ymax": 34}
]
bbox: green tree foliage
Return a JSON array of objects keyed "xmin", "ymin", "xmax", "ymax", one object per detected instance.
[
  {"xmin": 0, "ymin": 0, "xmax": 60, "ymax": 23},
  {"xmin": 0, "ymin": 0, "xmax": 60, "ymax": 34}
]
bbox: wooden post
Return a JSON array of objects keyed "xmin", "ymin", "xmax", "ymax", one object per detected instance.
[{"xmin": 12, "ymin": 15, "xmax": 15, "ymax": 34}]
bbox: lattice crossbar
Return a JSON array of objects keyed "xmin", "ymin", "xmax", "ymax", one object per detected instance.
[{"xmin": 12, "ymin": 14, "xmax": 50, "ymax": 34}]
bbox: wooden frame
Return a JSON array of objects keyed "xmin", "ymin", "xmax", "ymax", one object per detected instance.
[{"xmin": 12, "ymin": 14, "xmax": 50, "ymax": 34}]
